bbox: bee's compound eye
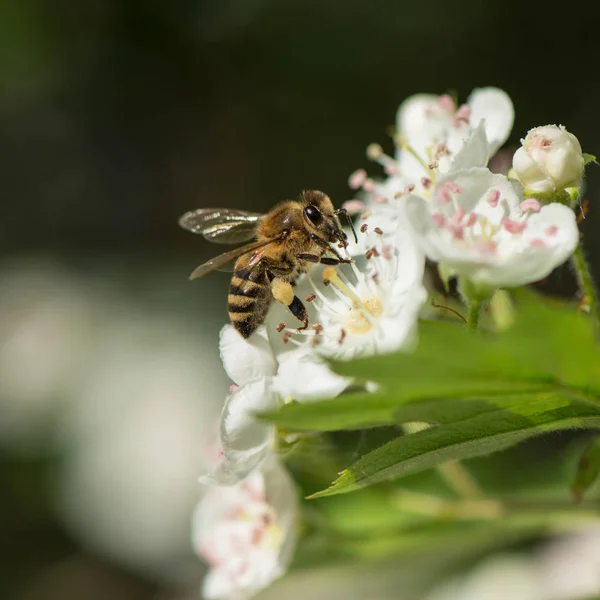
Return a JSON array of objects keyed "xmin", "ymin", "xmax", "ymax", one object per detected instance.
[{"xmin": 304, "ymin": 205, "xmax": 323, "ymax": 225}]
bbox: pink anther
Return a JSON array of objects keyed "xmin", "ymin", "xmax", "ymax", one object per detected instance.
[
  {"xmin": 348, "ymin": 169, "xmax": 367, "ymax": 190},
  {"xmin": 502, "ymin": 218, "xmax": 527, "ymax": 234},
  {"xmin": 520, "ymin": 198, "xmax": 542, "ymax": 213},
  {"xmin": 487, "ymin": 189, "xmax": 500, "ymax": 207}
]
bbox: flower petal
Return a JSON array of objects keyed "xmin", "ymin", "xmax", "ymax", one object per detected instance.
[
  {"xmin": 203, "ymin": 380, "xmax": 277, "ymax": 485},
  {"xmin": 465, "ymin": 203, "xmax": 579, "ymax": 288},
  {"xmin": 220, "ymin": 324, "xmax": 277, "ymax": 386},
  {"xmin": 273, "ymin": 348, "xmax": 350, "ymax": 402},
  {"xmin": 468, "ymin": 87, "xmax": 514, "ymax": 155},
  {"xmin": 448, "ymin": 121, "xmax": 489, "ymax": 171}
]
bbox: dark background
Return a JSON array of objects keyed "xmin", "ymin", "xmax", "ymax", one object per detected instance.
[{"xmin": 1, "ymin": 1, "xmax": 600, "ymax": 598}]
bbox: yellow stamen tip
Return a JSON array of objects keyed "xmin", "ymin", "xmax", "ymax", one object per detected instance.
[{"xmin": 323, "ymin": 267, "xmax": 338, "ymax": 280}]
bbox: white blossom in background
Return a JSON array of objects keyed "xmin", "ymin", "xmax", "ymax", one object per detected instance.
[
  {"xmin": 512, "ymin": 125, "xmax": 585, "ymax": 194},
  {"xmin": 346, "ymin": 87, "xmax": 514, "ymax": 210},
  {"xmin": 400, "ymin": 167, "xmax": 579, "ymax": 288},
  {"xmin": 426, "ymin": 527, "xmax": 600, "ymax": 600},
  {"xmin": 396, "ymin": 87, "xmax": 514, "ymax": 177},
  {"xmin": 193, "ymin": 455, "xmax": 298, "ymax": 600}
]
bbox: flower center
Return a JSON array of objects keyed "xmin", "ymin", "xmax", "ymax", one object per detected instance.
[
  {"xmin": 322, "ymin": 267, "xmax": 383, "ymax": 335},
  {"xmin": 430, "ymin": 185, "xmax": 553, "ymax": 254}
]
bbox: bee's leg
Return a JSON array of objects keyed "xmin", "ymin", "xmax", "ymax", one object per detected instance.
[
  {"xmin": 309, "ymin": 234, "xmax": 352, "ymax": 263},
  {"xmin": 269, "ymin": 277, "xmax": 309, "ymax": 330},
  {"xmin": 297, "ymin": 253, "xmax": 343, "ymax": 266}
]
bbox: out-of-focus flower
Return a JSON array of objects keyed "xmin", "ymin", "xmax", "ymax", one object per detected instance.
[
  {"xmin": 538, "ymin": 526, "xmax": 600, "ymax": 599},
  {"xmin": 0, "ymin": 262, "xmax": 95, "ymax": 450},
  {"xmin": 345, "ymin": 88, "xmax": 514, "ymax": 234},
  {"xmin": 401, "ymin": 167, "xmax": 579, "ymax": 289},
  {"xmin": 512, "ymin": 125, "xmax": 585, "ymax": 194},
  {"xmin": 396, "ymin": 87, "xmax": 514, "ymax": 178},
  {"xmin": 55, "ymin": 311, "xmax": 224, "ymax": 582},
  {"xmin": 426, "ymin": 555, "xmax": 544, "ymax": 600},
  {"xmin": 193, "ymin": 455, "xmax": 298, "ymax": 600},
  {"xmin": 426, "ymin": 527, "xmax": 600, "ymax": 600}
]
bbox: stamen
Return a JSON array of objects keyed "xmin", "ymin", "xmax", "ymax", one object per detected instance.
[
  {"xmin": 432, "ymin": 213, "xmax": 447, "ymax": 227},
  {"xmin": 434, "ymin": 143, "xmax": 451, "ymax": 160},
  {"xmin": 373, "ymin": 195, "xmax": 388, "ymax": 204},
  {"xmin": 366, "ymin": 143, "xmax": 383, "ymax": 160},
  {"xmin": 322, "ymin": 267, "xmax": 360, "ymax": 308},
  {"xmin": 381, "ymin": 245, "xmax": 393, "ymax": 260},
  {"xmin": 338, "ymin": 328, "xmax": 347, "ymax": 345},
  {"xmin": 349, "ymin": 169, "xmax": 367, "ymax": 190},
  {"xmin": 465, "ymin": 212, "xmax": 477, "ymax": 227},
  {"xmin": 453, "ymin": 104, "xmax": 471, "ymax": 126},
  {"xmin": 374, "ymin": 227, "xmax": 384, "ymax": 235},
  {"xmin": 520, "ymin": 198, "xmax": 542, "ymax": 213},
  {"xmin": 446, "ymin": 181, "xmax": 463, "ymax": 194},
  {"xmin": 306, "ymin": 293, "xmax": 316, "ymax": 302},
  {"xmin": 487, "ymin": 189, "xmax": 500, "ymax": 207},
  {"xmin": 282, "ymin": 332, "xmax": 292, "ymax": 344},
  {"xmin": 448, "ymin": 223, "xmax": 464, "ymax": 240},
  {"xmin": 437, "ymin": 94, "xmax": 455, "ymax": 112},
  {"xmin": 360, "ymin": 223, "xmax": 368, "ymax": 233},
  {"xmin": 276, "ymin": 322, "xmax": 285, "ymax": 332},
  {"xmin": 341, "ymin": 199, "xmax": 365, "ymax": 215},
  {"xmin": 366, "ymin": 142, "xmax": 400, "ymax": 176},
  {"xmin": 437, "ymin": 185, "xmax": 452, "ymax": 204},
  {"xmin": 421, "ymin": 177, "xmax": 433, "ymax": 189},
  {"xmin": 502, "ymin": 218, "xmax": 527, "ymax": 234},
  {"xmin": 363, "ymin": 179, "xmax": 376, "ymax": 192}
]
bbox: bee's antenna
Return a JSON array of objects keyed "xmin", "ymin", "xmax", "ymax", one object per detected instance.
[{"xmin": 335, "ymin": 208, "xmax": 358, "ymax": 244}]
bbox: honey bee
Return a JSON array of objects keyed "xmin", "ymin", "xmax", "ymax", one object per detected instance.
[{"xmin": 179, "ymin": 190, "xmax": 356, "ymax": 338}]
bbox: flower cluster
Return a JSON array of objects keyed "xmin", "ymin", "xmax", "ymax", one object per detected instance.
[{"xmin": 191, "ymin": 86, "xmax": 590, "ymax": 600}]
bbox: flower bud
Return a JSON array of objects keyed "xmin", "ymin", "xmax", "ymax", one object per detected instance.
[{"xmin": 512, "ymin": 125, "xmax": 584, "ymax": 194}]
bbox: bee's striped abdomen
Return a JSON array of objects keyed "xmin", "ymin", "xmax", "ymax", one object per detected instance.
[{"xmin": 228, "ymin": 266, "xmax": 271, "ymax": 339}]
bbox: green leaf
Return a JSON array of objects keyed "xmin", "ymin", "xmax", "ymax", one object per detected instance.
[
  {"xmin": 583, "ymin": 152, "xmax": 597, "ymax": 165},
  {"xmin": 263, "ymin": 294, "xmax": 600, "ymax": 433},
  {"xmin": 309, "ymin": 394, "xmax": 600, "ymax": 497},
  {"xmin": 571, "ymin": 435, "xmax": 600, "ymax": 502}
]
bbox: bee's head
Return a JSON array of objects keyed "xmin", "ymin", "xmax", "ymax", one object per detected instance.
[{"xmin": 300, "ymin": 190, "xmax": 354, "ymax": 246}]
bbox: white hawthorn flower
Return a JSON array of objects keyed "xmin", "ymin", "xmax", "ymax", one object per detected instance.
[
  {"xmin": 275, "ymin": 221, "xmax": 427, "ymax": 361},
  {"xmin": 193, "ymin": 454, "xmax": 298, "ymax": 600},
  {"xmin": 512, "ymin": 125, "xmax": 585, "ymax": 194},
  {"xmin": 401, "ymin": 167, "xmax": 579, "ymax": 288},
  {"xmin": 348, "ymin": 87, "xmax": 513, "ymax": 200},
  {"xmin": 396, "ymin": 87, "xmax": 514, "ymax": 178},
  {"xmin": 204, "ymin": 325, "xmax": 349, "ymax": 485},
  {"xmin": 345, "ymin": 88, "xmax": 514, "ymax": 235}
]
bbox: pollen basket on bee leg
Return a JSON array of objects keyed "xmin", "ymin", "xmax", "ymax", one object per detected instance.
[{"xmin": 270, "ymin": 278, "xmax": 295, "ymax": 305}]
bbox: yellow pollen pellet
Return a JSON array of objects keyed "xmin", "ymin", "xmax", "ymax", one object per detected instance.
[{"xmin": 271, "ymin": 278, "xmax": 294, "ymax": 305}]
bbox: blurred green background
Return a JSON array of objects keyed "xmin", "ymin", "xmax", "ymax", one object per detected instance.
[{"xmin": 1, "ymin": 1, "xmax": 600, "ymax": 599}]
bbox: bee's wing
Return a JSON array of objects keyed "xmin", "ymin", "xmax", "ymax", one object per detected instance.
[
  {"xmin": 188, "ymin": 238, "xmax": 276, "ymax": 280},
  {"xmin": 178, "ymin": 208, "xmax": 264, "ymax": 244}
]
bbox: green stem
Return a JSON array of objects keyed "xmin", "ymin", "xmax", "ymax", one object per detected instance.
[
  {"xmin": 437, "ymin": 460, "xmax": 485, "ymax": 500},
  {"xmin": 467, "ymin": 298, "xmax": 481, "ymax": 330},
  {"xmin": 571, "ymin": 240, "xmax": 600, "ymax": 339}
]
